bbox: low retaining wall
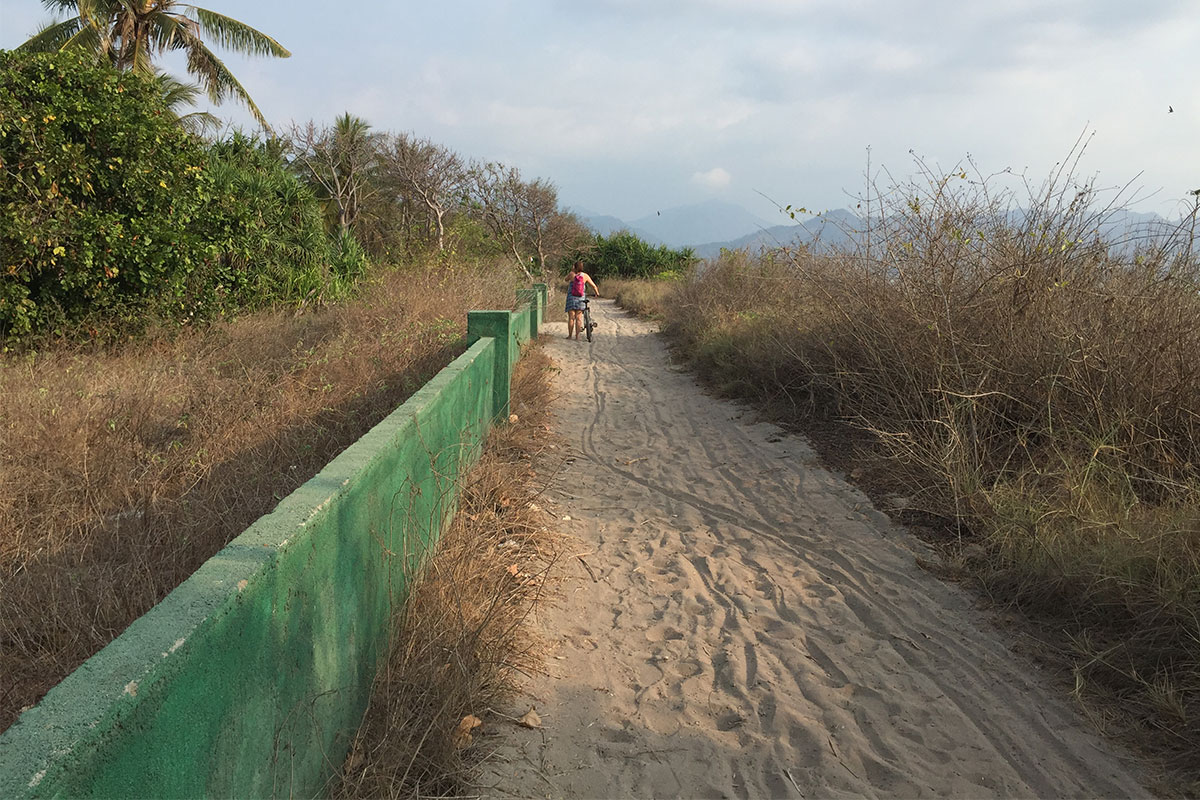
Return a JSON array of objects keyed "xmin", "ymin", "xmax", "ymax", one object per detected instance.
[{"xmin": 0, "ymin": 285, "xmax": 548, "ymax": 798}]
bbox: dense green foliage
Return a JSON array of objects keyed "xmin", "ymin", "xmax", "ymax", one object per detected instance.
[
  {"xmin": 204, "ymin": 134, "xmax": 363, "ymax": 309},
  {"xmin": 572, "ymin": 231, "xmax": 694, "ymax": 280},
  {"xmin": 1, "ymin": 47, "xmax": 584, "ymax": 344},
  {"xmin": 0, "ymin": 49, "xmax": 215, "ymax": 337},
  {"xmin": 0, "ymin": 50, "xmax": 354, "ymax": 340}
]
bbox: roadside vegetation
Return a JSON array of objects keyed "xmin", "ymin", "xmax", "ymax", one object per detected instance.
[
  {"xmin": 618, "ymin": 163, "xmax": 1200, "ymax": 784},
  {"xmin": 570, "ymin": 230, "xmax": 695, "ymax": 281},
  {"xmin": 0, "ymin": 43, "xmax": 590, "ymax": 731},
  {"xmin": 334, "ymin": 347, "xmax": 562, "ymax": 798},
  {"xmin": 607, "ymin": 277, "xmax": 677, "ymax": 320}
]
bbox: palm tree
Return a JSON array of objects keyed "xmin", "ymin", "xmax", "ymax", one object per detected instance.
[
  {"xmin": 20, "ymin": 1, "xmax": 289, "ymax": 128},
  {"xmin": 152, "ymin": 72, "xmax": 221, "ymax": 136}
]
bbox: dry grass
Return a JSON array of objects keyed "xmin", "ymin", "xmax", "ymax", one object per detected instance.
[
  {"xmin": 653, "ymin": 159, "xmax": 1200, "ymax": 784},
  {"xmin": 607, "ymin": 277, "xmax": 677, "ymax": 320},
  {"xmin": 0, "ymin": 260, "xmax": 525, "ymax": 731},
  {"xmin": 332, "ymin": 345, "xmax": 564, "ymax": 799}
]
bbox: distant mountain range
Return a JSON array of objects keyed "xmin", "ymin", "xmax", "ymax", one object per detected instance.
[
  {"xmin": 574, "ymin": 200, "xmax": 784, "ymax": 249},
  {"xmin": 575, "ymin": 200, "xmax": 1183, "ymax": 260}
]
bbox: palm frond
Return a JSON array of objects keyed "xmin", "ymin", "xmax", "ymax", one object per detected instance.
[
  {"xmin": 39, "ymin": 0, "xmax": 84, "ymax": 14},
  {"xmin": 76, "ymin": 0, "xmax": 116, "ymax": 27},
  {"xmin": 128, "ymin": 29, "xmax": 155, "ymax": 74},
  {"xmin": 151, "ymin": 11, "xmax": 187, "ymax": 51},
  {"xmin": 177, "ymin": 110, "xmax": 223, "ymax": 137},
  {"xmin": 188, "ymin": 6, "xmax": 291, "ymax": 58},
  {"xmin": 152, "ymin": 70, "xmax": 203, "ymax": 109},
  {"xmin": 19, "ymin": 17, "xmax": 87, "ymax": 53},
  {"xmin": 184, "ymin": 37, "xmax": 269, "ymax": 129},
  {"xmin": 150, "ymin": 71, "xmax": 222, "ymax": 136}
]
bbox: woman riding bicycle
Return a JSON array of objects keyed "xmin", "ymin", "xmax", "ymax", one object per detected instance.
[{"xmin": 565, "ymin": 260, "xmax": 600, "ymax": 341}]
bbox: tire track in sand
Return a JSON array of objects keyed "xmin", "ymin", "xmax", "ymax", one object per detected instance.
[{"xmin": 485, "ymin": 300, "xmax": 1148, "ymax": 799}]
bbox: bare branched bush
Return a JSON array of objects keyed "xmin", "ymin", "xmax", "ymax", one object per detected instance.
[
  {"xmin": 662, "ymin": 152, "xmax": 1200, "ymax": 777},
  {"xmin": 0, "ymin": 261, "xmax": 524, "ymax": 730}
]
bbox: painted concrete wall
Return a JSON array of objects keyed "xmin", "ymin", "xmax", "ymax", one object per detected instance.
[{"xmin": 0, "ymin": 294, "xmax": 540, "ymax": 798}]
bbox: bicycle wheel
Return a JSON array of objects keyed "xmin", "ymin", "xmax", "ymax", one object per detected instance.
[{"xmin": 584, "ymin": 305, "xmax": 594, "ymax": 342}]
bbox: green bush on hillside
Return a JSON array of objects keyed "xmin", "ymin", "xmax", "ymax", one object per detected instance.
[{"xmin": 204, "ymin": 134, "xmax": 360, "ymax": 309}]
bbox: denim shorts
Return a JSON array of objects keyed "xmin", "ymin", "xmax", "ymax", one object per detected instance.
[{"xmin": 565, "ymin": 294, "xmax": 587, "ymax": 311}]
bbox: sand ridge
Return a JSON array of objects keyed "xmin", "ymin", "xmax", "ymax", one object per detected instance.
[{"xmin": 484, "ymin": 300, "xmax": 1147, "ymax": 799}]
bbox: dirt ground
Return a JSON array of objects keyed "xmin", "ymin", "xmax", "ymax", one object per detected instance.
[{"xmin": 483, "ymin": 300, "xmax": 1149, "ymax": 799}]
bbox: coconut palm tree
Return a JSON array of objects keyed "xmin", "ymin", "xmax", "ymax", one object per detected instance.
[
  {"xmin": 152, "ymin": 72, "xmax": 221, "ymax": 136},
  {"xmin": 20, "ymin": 1, "xmax": 289, "ymax": 128}
]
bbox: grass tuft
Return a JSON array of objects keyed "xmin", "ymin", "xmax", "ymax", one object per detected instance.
[{"xmin": 332, "ymin": 346, "xmax": 563, "ymax": 799}]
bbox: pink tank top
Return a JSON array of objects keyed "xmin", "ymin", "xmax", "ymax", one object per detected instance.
[{"xmin": 570, "ymin": 273, "xmax": 586, "ymax": 297}]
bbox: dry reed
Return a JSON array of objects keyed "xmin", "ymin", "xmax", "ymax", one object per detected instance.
[{"xmin": 607, "ymin": 277, "xmax": 676, "ymax": 320}]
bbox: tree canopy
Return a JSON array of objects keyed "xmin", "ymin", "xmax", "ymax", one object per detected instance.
[{"xmin": 20, "ymin": 0, "xmax": 289, "ymax": 128}]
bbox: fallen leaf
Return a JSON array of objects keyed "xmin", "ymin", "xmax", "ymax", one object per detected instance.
[
  {"xmin": 452, "ymin": 715, "xmax": 483, "ymax": 749},
  {"xmin": 518, "ymin": 707, "xmax": 542, "ymax": 729},
  {"xmin": 508, "ymin": 564, "xmax": 520, "ymax": 576}
]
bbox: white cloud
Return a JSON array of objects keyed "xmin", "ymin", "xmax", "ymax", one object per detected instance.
[
  {"xmin": 4, "ymin": 0, "xmax": 1197, "ymax": 220},
  {"xmin": 692, "ymin": 167, "xmax": 733, "ymax": 191}
]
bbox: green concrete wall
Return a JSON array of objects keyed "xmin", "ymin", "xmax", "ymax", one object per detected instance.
[{"xmin": 0, "ymin": 292, "xmax": 542, "ymax": 799}]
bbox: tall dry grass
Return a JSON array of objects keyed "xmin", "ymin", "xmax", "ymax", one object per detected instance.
[
  {"xmin": 333, "ymin": 346, "xmax": 563, "ymax": 799},
  {"xmin": 607, "ymin": 277, "xmax": 676, "ymax": 320},
  {"xmin": 0, "ymin": 261, "xmax": 523, "ymax": 731},
  {"xmin": 659, "ymin": 162, "xmax": 1200, "ymax": 778}
]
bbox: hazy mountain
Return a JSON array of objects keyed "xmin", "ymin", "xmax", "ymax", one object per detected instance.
[
  {"xmin": 692, "ymin": 208, "xmax": 864, "ymax": 258},
  {"xmin": 578, "ymin": 200, "xmax": 1183, "ymax": 261},
  {"xmin": 577, "ymin": 200, "xmax": 784, "ymax": 248},
  {"xmin": 581, "ymin": 214, "xmax": 662, "ymax": 243},
  {"xmin": 691, "ymin": 225, "xmax": 805, "ymax": 260},
  {"xmin": 630, "ymin": 200, "xmax": 778, "ymax": 248},
  {"xmin": 572, "ymin": 206, "xmax": 663, "ymax": 244}
]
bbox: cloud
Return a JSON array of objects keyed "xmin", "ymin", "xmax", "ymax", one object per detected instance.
[
  {"xmin": 692, "ymin": 167, "xmax": 733, "ymax": 190},
  {"xmin": 8, "ymin": 0, "xmax": 1194, "ymax": 221}
]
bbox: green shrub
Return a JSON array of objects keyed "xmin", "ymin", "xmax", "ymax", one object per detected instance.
[
  {"xmin": 572, "ymin": 231, "xmax": 695, "ymax": 280},
  {"xmin": 203, "ymin": 133, "xmax": 355, "ymax": 309},
  {"xmin": 0, "ymin": 49, "xmax": 214, "ymax": 337}
]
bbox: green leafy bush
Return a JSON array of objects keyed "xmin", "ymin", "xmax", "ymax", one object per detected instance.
[
  {"xmin": 0, "ymin": 49, "xmax": 214, "ymax": 337},
  {"xmin": 0, "ymin": 51, "xmax": 371, "ymax": 342},
  {"xmin": 204, "ymin": 133, "xmax": 355, "ymax": 309},
  {"xmin": 572, "ymin": 231, "xmax": 694, "ymax": 280}
]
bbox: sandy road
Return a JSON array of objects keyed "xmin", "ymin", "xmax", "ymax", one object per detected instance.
[{"xmin": 485, "ymin": 299, "xmax": 1147, "ymax": 799}]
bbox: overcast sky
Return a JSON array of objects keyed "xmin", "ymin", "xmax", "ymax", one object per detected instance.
[{"xmin": 2, "ymin": 0, "xmax": 1196, "ymax": 222}]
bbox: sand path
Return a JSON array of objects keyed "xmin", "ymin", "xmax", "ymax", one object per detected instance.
[{"xmin": 485, "ymin": 300, "xmax": 1147, "ymax": 799}]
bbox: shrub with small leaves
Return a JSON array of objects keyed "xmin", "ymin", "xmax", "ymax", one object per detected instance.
[{"xmin": 0, "ymin": 49, "xmax": 214, "ymax": 338}]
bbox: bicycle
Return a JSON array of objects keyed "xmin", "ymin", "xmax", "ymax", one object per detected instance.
[{"xmin": 581, "ymin": 297, "xmax": 597, "ymax": 342}]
